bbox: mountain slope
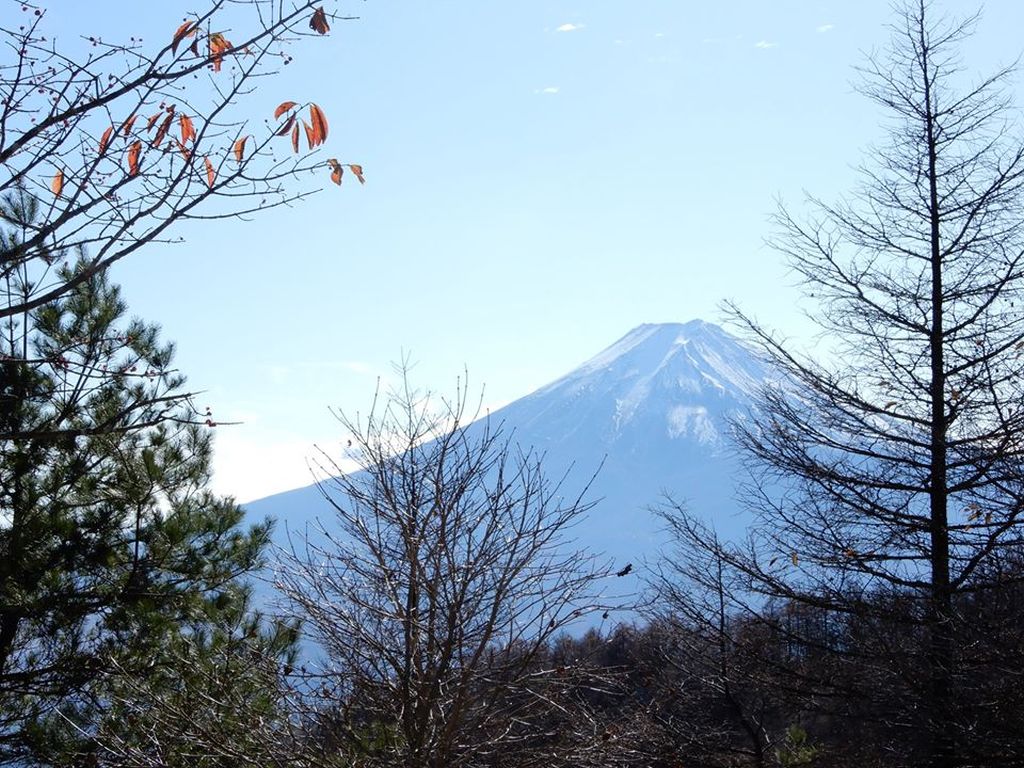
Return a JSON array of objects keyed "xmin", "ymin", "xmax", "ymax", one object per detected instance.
[
  {"xmin": 486, "ymin": 320, "xmax": 768, "ymax": 559},
  {"xmin": 245, "ymin": 320, "xmax": 769, "ymax": 571}
]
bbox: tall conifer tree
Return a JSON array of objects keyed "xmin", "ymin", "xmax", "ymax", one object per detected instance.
[{"xmin": 0, "ymin": 187, "xmax": 290, "ymax": 766}]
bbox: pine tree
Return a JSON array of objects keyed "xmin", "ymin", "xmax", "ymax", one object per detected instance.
[
  {"xmin": 0, "ymin": 189, "xmax": 287, "ymax": 766},
  {"xmin": 88, "ymin": 591, "xmax": 303, "ymax": 768}
]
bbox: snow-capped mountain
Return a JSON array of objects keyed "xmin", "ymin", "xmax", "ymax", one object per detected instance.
[
  {"xmin": 245, "ymin": 320, "xmax": 771, "ymax": 571},
  {"xmin": 497, "ymin": 320, "xmax": 765, "ymax": 454},
  {"xmin": 482, "ymin": 320, "xmax": 769, "ymax": 559}
]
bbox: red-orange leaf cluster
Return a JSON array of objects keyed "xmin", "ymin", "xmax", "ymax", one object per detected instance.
[
  {"xmin": 47, "ymin": 18, "xmax": 366, "ymax": 205},
  {"xmin": 275, "ymin": 102, "xmax": 328, "ymax": 154},
  {"xmin": 107, "ymin": 103, "xmax": 197, "ymax": 168},
  {"xmin": 310, "ymin": 7, "xmax": 330, "ymax": 35},
  {"xmin": 308, "ymin": 104, "xmax": 328, "ymax": 145}
]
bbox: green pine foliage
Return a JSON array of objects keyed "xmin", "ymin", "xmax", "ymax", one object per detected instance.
[
  {"xmin": 0, "ymin": 189, "xmax": 292, "ymax": 766},
  {"xmin": 86, "ymin": 591, "xmax": 302, "ymax": 768}
]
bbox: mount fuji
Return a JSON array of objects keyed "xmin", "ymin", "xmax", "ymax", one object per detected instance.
[
  {"xmin": 244, "ymin": 320, "xmax": 771, "ymax": 570},
  {"xmin": 247, "ymin": 319, "xmax": 770, "ymax": 573}
]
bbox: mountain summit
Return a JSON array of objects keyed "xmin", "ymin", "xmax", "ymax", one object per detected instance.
[
  {"xmin": 544, "ymin": 320, "xmax": 763, "ymax": 403},
  {"xmin": 245, "ymin": 320, "xmax": 767, "ymax": 568},
  {"xmin": 498, "ymin": 320, "xmax": 767, "ymax": 456},
  {"xmin": 473, "ymin": 320, "xmax": 768, "ymax": 558}
]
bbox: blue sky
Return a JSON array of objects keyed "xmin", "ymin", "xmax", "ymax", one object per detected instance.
[{"xmin": 36, "ymin": 1, "xmax": 1024, "ymax": 501}]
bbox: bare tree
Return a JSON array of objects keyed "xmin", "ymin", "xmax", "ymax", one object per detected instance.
[
  {"xmin": 657, "ymin": 2, "xmax": 1024, "ymax": 766},
  {"xmin": 276, "ymin": 370, "xmax": 623, "ymax": 768},
  {"xmin": 0, "ymin": 0, "xmax": 361, "ymax": 333},
  {"xmin": 647, "ymin": 520, "xmax": 780, "ymax": 768}
]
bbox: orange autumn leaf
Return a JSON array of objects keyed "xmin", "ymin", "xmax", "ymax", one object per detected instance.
[
  {"xmin": 303, "ymin": 120, "xmax": 315, "ymax": 150},
  {"xmin": 98, "ymin": 125, "xmax": 114, "ymax": 155},
  {"xmin": 179, "ymin": 114, "xmax": 196, "ymax": 144},
  {"xmin": 204, "ymin": 156, "xmax": 216, "ymax": 187},
  {"xmin": 274, "ymin": 101, "xmax": 297, "ymax": 119},
  {"xmin": 171, "ymin": 20, "xmax": 197, "ymax": 54},
  {"xmin": 209, "ymin": 33, "xmax": 232, "ymax": 72},
  {"xmin": 153, "ymin": 112, "xmax": 174, "ymax": 148},
  {"xmin": 326, "ymin": 158, "xmax": 342, "ymax": 185},
  {"xmin": 233, "ymin": 136, "xmax": 248, "ymax": 162},
  {"xmin": 51, "ymin": 169, "xmax": 64, "ymax": 196},
  {"xmin": 309, "ymin": 7, "xmax": 330, "ymax": 35},
  {"xmin": 174, "ymin": 139, "xmax": 191, "ymax": 161},
  {"xmin": 127, "ymin": 141, "xmax": 142, "ymax": 176},
  {"xmin": 121, "ymin": 114, "xmax": 137, "ymax": 136},
  {"xmin": 146, "ymin": 111, "xmax": 163, "ymax": 132},
  {"xmin": 276, "ymin": 115, "xmax": 296, "ymax": 137},
  {"xmin": 308, "ymin": 103, "xmax": 328, "ymax": 145},
  {"xmin": 291, "ymin": 122, "xmax": 300, "ymax": 153},
  {"xmin": 349, "ymin": 163, "xmax": 365, "ymax": 184}
]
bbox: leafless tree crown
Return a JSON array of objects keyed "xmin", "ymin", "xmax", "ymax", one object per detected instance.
[{"xmin": 276, "ymin": 371, "xmax": 623, "ymax": 767}]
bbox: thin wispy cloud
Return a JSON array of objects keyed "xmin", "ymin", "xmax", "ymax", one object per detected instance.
[
  {"xmin": 555, "ymin": 23, "xmax": 583, "ymax": 33},
  {"xmin": 817, "ymin": 24, "xmax": 835, "ymax": 33},
  {"xmin": 534, "ymin": 86, "xmax": 560, "ymax": 95},
  {"xmin": 754, "ymin": 40, "xmax": 779, "ymax": 49},
  {"xmin": 654, "ymin": 32, "xmax": 665, "ymax": 38}
]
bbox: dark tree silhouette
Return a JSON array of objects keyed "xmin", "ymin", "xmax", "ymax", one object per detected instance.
[{"xmin": 656, "ymin": 3, "xmax": 1024, "ymax": 766}]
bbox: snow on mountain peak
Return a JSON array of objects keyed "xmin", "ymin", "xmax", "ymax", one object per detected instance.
[
  {"xmin": 539, "ymin": 320, "xmax": 765, "ymax": 402},
  {"xmin": 499, "ymin": 320, "xmax": 768, "ymax": 454}
]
